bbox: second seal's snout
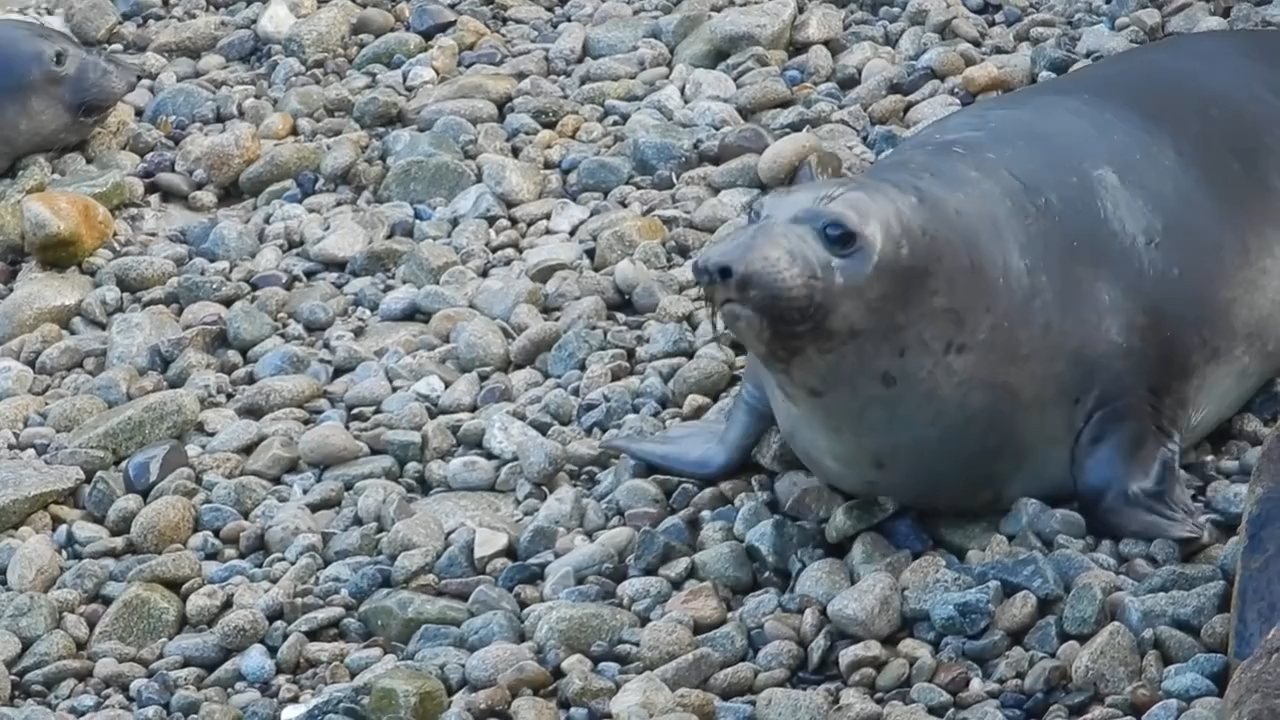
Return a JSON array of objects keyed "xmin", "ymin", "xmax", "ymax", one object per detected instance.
[
  {"xmin": 110, "ymin": 56, "xmax": 142, "ymax": 86},
  {"xmin": 692, "ymin": 256, "xmax": 734, "ymax": 288}
]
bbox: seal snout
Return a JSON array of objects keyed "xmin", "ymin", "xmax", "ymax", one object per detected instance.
[
  {"xmin": 102, "ymin": 54, "xmax": 143, "ymax": 92},
  {"xmin": 691, "ymin": 255, "xmax": 734, "ymax": 288},
  {"xmin": 70, "ymin": 52, "xmax": 140, "ymax": 121},
  {"xmin": 111, "ymin": 57, "xmax": 143, "ymax": 87},
  {"xmin": 691, "ymin": 241, "xmax": 752, "ymax": 312}
]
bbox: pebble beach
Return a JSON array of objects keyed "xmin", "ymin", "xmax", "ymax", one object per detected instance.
[{"xmin": 0, "ymin": 0, "xmax": 1271, "ymax": 718}]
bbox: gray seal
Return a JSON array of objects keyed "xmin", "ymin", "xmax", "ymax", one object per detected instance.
[
  {"xmin": 0, "ymin": 18, "xmax": 140, "ymax": 175},
  {"xmin": 602, "ymin": 28, "xmax": 1280, "ymax": 541}
]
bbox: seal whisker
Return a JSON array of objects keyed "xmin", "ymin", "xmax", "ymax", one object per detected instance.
[
  {"xmin": 705, "ymin": 290, "xmax": 721, "ymax": 335},
  {"xmin": 689, "ymin": 283, "xmax": 721, "ymax": 336}
]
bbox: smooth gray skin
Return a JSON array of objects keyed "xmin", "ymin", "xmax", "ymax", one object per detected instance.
[
  {"xmin": 602, "ymin": 29, "xmax": 1280, "ymax": 541},
  {"xmin": 0, "ymin": 18, "xmax": 140, "ymax": 175}
]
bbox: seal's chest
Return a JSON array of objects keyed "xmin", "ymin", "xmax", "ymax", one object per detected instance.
[
  {"xmin": 764, "ymin": 373, "xmax": 1050, "ymax": 509},
  {"xmin": 767, "ymin": 389, "xmax": 889, "ymax": 496}
]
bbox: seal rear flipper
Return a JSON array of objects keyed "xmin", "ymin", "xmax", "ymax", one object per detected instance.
[
  {"xmin": 1071, "ymin": 400, "xmax": 1206, "ymax": 541},
  {"xmin": 601, "ymin": 362, "xmax": 774, "ymax": 481}
]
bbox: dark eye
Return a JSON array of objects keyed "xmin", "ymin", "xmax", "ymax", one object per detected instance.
[
  {"xmin": 53, "ymin": 49, "xmax": 66, "ymax": 68},
  {"xmin": 819, "ymin": 219, "xmax": 860, "ymax": 256},
  {"xmin": 747, "ymin": 203, "xmax": 761, "ymax": 224}
]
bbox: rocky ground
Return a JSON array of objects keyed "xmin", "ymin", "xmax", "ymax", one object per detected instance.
[{"xmin": 0, "ymin": 0, "xmax": 1273, "ymax": 717}]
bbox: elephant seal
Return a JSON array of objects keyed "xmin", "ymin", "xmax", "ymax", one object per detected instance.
[
  {"xmin": 601, "ymin": 28, "xmax": 1280, "ymax": 541},
  {"xmin": 0, "ymin": 17, "xmax": 140, "ymax": 175}
]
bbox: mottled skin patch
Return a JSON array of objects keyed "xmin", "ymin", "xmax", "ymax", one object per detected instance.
[
  {"xmin": 603, "ymin": 30, "xmax": 1280, "ymax": 546},
  {"xmin": 0, "ymin": 18, "xmax": 140, "ymax": 175}
]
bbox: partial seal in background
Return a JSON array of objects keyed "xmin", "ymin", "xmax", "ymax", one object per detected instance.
[
  {"xmin": 0, "ymin": 17, "xmax": 140, "ymax": 176},
  {"xmin": 1228, "ymin": 431, "xmax": 1280, "ymax": 672},
  {"xmin": 602, "ymin": 29, "xmax": 1280, "ymax": 542},
  {"xmin": 1223, "ymin": 625, "xmax": 1280, "ymax": 718}
]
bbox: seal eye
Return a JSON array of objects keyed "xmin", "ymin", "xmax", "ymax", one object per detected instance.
[
  {"xmin": 52, "ymin": 49, "xmax": 66, "ymax": 68},
  {"xmin": 819, "ymin": 219, "xmax": 860, "ymax": 256},
  {"xmin": 747, "ymin": 203, "xmax": 762, "ymax": 224}
]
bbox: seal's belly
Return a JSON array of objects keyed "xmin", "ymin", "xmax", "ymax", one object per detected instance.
[{"xmin": 765, "ymin": 382, "xmax": 1079, "ymax": 512}]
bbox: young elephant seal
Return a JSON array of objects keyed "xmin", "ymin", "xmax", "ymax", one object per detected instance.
[
  {"xmin": 0, "ymin": 18, "xmax": 140, "ymax": 175},
  {"xmin": 602, "ymin": 29, "xmax": 1280, "ymax": 541}
]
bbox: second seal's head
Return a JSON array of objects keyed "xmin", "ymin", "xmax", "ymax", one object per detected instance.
[{"xmin": 0, "ymin": 18, "xmax": 142, "ymax": 164}]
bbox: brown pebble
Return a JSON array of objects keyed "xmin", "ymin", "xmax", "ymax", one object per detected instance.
[{"xmin": 20, "ymin": 190, "xmax": 113, "ymax": 268}]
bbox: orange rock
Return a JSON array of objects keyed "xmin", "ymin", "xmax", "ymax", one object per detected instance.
[{"xmin": 20, "ymin": 190, "xmax": 114, "ymax": 268}]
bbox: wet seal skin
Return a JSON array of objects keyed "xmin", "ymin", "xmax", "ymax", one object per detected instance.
[
  {"xmin": 0, "ymin": 17, "xmax": 141, "ymax": 175},
  {"xmin": 602, "ymin": 29, "xmax": 1280, "ymax": 543}
]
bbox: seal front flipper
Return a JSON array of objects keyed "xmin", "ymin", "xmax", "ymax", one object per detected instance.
[
  {"xmin": 600, "ymin": 358, "xmax": 774, "ymax": 481},
  {"xmin": 1071, "ymin": 399, "xmax": 1206, "ymax": 541}
]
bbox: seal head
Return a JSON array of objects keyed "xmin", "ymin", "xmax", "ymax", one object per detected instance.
[
  {"xmin": 0, "ymin": 18, "xmax": 140, "ymax": 174},
  {"xmin": 602, "ymin": 178, "xmax": 939, "ymax": 491},
  {"xmin": 693, "ymin": 181, "xmax": 915, "ymax": 371}
]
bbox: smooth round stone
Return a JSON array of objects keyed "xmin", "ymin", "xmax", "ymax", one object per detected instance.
[
  {"xmin": 123, "ymin": 440, "xmax": 189, "ymax": 496},
  {"xmin": 409, "ymin": 2, "xmax": 458, "ymax": 37}
]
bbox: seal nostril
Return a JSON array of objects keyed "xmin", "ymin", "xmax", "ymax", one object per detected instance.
[{"xmin": 691, "ymin": 258, "xmax": 709, "ymax": 286}]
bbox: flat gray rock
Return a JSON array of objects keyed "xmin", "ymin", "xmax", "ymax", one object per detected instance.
[
  {"xmin": 0, "ymin": 459, "xmax": 83, "ymax": 531},
  {"xmin": 66, "ymin": 389, "xmax": 201, "ymax": 461}
]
